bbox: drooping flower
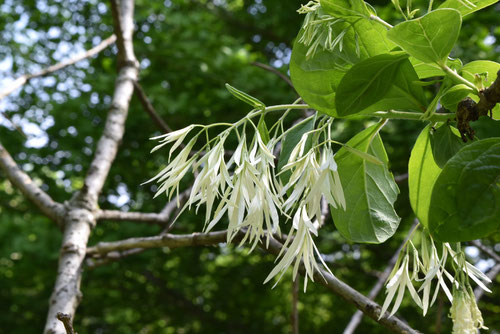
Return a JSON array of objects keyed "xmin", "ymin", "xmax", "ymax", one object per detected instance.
[
  {"xmin": 379, "ymin": 254, "xmax": 422, "ymax": 319},
  {"xmin": 450, "ymin": 288, "xmax": 475, "ymax": 334},
  {"xmin": 264, "ymin": 205, "xmax": 331, "ymax": 291}
]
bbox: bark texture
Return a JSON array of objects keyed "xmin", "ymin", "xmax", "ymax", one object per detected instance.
[{"xmin": 43, "ymin": 1, "xmax": 138, "ymax": 332}]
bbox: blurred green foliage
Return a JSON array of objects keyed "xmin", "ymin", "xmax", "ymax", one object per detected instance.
[{"xmin": 0, "ymin": 0, "xmax": 498, "ymax": 333}]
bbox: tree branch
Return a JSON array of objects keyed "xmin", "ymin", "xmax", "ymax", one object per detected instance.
[
  {"xmin": 262, "ymin": 238, "xmax": 421, "ymax": 334},
  {"xmin": 471, "ymin": 240, "xmax": 500, "ymax": 263},
  {"xmin": 475, "ymin": 262, "xmax": 500, "ymax": 301},
  {"xmin": 43, "ymin": 1, "xmax": 138, "ymax": 333},
  {"xmin": 343, "ymin": 220, "xmax": 419, "ymax": 334},
  {"xmin": 134, "ymin": 81, "xmax": 173, "ymax": 133},
  {"xmin": 86, "ymin": 230, "xmax": 419, "ymax": 334},
  {"xmin": 87, "ymin": 230, "xmax": 233, "ymax": 256},
  {"xmin": 456, "ymin": 70, "xmax": 500, "ymax": 141},
  {"xmin": 97, "ymin": 187, "xmax": 189, "ymax": 224},
  {"xmin": 471, "ymin": 240, "xmax": 500, "ymax": 301},
  {"xmin": 56, "ymin": 313, "xmax": 77, "ymax": 334},
  {"xmin": 0, "ymin": 35, "xmax": 116, "ymax": 101},
  {"xmin": 0, "ymin": 142, "xmax": 65, "ymax": 225},
  {"xmin": 251, "ymin": 61, "xmax": 296, "ymax": 93}
]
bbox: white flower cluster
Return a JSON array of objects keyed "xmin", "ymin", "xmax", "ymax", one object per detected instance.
[
  {"xmin": 297, "ymin": 0, "xmax": 357, "ymax": 60},
  {"xmin": 148, "ymin": 114, "xmax": 346, "ymax": 289},
  {"xmin": 450, "ymin": 285, "xmax": 488, "ymax": 334},
  {"xmin": 380, "ymin": 231, "xmax": 491, "ymax": 325}
]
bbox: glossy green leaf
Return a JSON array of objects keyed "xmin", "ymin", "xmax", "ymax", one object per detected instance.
[
  {"xmin": 410, "ymin": 57, "xmax": 462, "ymax": 79},
  {"xmin": 331, "ymin": 123, "xmax": 400, "ymax": 243},
  {"xmin": 321, "ymin": 0, "xmax": 371, "ymax": 18},
  {"xmin": 461, "ymin": 60, "xmax": 500, "ymax": 89},
  {"xmin": 290, "ymin": 16, "xmax": 393, "ymax": 116},
  {"xmin": 225, "ymin": 83, "xmax": 265, "ymax": 110},
  {"xmin": 440, "ymin": 84, "xmax": 473, "ymax": 112},
  {"xmin": 387, "ymin": 9, "xmax": 462, "ymax": 65},
  {"xmin": 461, "ymin": 60, "xmax": 500, "ymax": 120},
  {"xmin": 461, "ymin": 61, "xmax": 500, "ymax": 119},
  {"xmin": 429, "ymin": 138, "xmax": 500, "ymax": 242},
  {"xmin": 472, "ymin": 116, "xmax": 500, "ymax": 139},
  {"xmin": 335, "ymin": 53, "xmax": 409, "ymax": 116},
  {"xmin": 439, "ymin": 0, "xmax": 499, "ymax": 16},
  {"xmin": 430, "ymin": 124, "xmax": 467, "ymax": 168},
  {"xmin": 277, "ymin": 115, "xmax": 316, "ymax": 183},
  {"xmin": 408, "ymin": 125, "xmax": 442, "ymax": 228},
  {"xmin": 380, "ymin": 59, "xmax": 428, "ymax": 112}
]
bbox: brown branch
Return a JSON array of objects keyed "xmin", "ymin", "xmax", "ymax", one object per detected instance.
[
  {"xmin": 474, "ymin": 262, "xmax": 500, "ymax": 301},
  {"xmin": 456, "ymin": 69, "xmax": 500, "ymax": 141},
  {"xmin": 97, "ymin": 187, "xmax": 189, "ymax": 224},
  {"xmin": 251, "ymin": 61, "xmax": 296, "ymax": 92},
  {"xmin": 56, "ymin": 313, "xmax": 77, "ymax": 334},
  {"xmin": 0, "ymin": 35, "xmax": 116, "ymax": 101},
  {"xmin": 0, "ymin": 142, "xmax": 65, "ymax": 225},
  {"xmin": 471, "ymin": 240, "xmax": 500, "ymax": 263},
  {"xmin": 86, "ymin": 247, "xmax": 145, "ymax": 268},
  {"xmin": 262, "ymin": 238, "xmax": 421, "ymax": 334},
  {"xmin": 87, "ymin": 230, "xmax": 233, "ymax": 256},
  {"xmin": 471, "ymin": 240, "xmax": 500, "ymax": 301},
  {"xmin": 343, "ymin": 220, "xmax": 419, "ymax": 334},
  {"xmin": 134, "ymin": 81, "xmax": 173, "ymax": 133},
  {"xmin": 86, "ymin": 229, "xmax": 419, "ymax": 334}
]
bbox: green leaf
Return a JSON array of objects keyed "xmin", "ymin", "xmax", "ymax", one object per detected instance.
[
  {"xmin": 472, "ymin": 116, "xmax": 500, "ymax": 139},
  {"xmin": 408, "ymin": 125, "xmax": 442, "ymax": 228},
  {"xmin": 225, "ymin": 83, "xmax": 265, "ymax": 110},
  {"xmin": 289, "ymin": 39, "xmax": 347, "ymax": 117},
  {"xmin": 387, "ymin": 9, "xmax": 462, "ymax": 65},
  {"xmin": 461, "ymin": 60, "xmax": 500, "ymax": 89},
  {"xmin": 257, "ymin": 115, "xmax": 270, "ymax": 145},
  {"xmin": 428, "ymin": 138, "xmax": 500, "ymax": 242},
  {"xmin": 290, "ymin": 15, "xmax": 394, "ymax": 116},
  {"xmin": 410, "ymin": 57, "xmax": 462, "ymax": 79},
  {"xmin": 331, "ymin": 123, "xmax": 401, "ymax": 243},
  {"xmin": 321, "ymin": 0, "xmax": 371, "ymax": 18},
  {"xmin": 439, "ymin": 0, "xmax": 499, "ymax": 16},
  {"xmin": 341, "ymin": 144, "xmax": 384, "ymax": 165},
  {"xmin": 335, "ymin": 53, "xmax": 409, "ymax": 116},
  {"xmin": 277, "ymin": 115, "xmax": 316, "ymax": 183},
  {"xmin": 430, "ymin": 124, "xmax": 467, "ymax": 168},
  {"xmin": 440, "ymin": 84, "xmax": 473, "ymax": 112},
  {"xmin": 382, "ymin": 59, "xmax": 428, "ymax": 112}
]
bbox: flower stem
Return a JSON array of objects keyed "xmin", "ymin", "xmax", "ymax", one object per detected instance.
[
  {"xmin": 263, "ymin": 104, "xmax": 455, "ymax": 123},
  {"xmin": 369, "ymin": 15, "xmax": 393, "ymax": 29}
]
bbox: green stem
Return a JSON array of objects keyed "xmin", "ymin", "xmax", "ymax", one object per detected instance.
[
  {"xmin": 371, "ymin": 110, "xmax": 454, "ymax": 122},
  {"xmin": 441, "ymin": 64, "xmax": 479, "ymax": 94},
  {"xmin": 369, "ymin": 15, "xmax": 393, "ymax": 29},
  {"xmin": 264, "ymin": 104, "xmax": 455, "ymax": 122}
]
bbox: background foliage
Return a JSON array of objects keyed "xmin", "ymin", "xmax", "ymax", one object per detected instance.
[{"xmin": 0, "ymin": 0, "xmax": 499, "ymax": 333}]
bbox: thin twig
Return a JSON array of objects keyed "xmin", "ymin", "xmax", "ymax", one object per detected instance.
[
  {"xmin": 343, "ymin": 220, "xmax": 419, "ymax": 334},
  {"xmin": 56, "ymin": 313, "xmax": 77, "ymax": 334},
  {"xmin": 134, "ymin": 81, "xmax": 173, "ymax": 133},
  {"xmin": 86, "ymin": 230, "xmax": 420, "ymax": 334},
  {"xmin": 0, "ymin": 142, "xmax": 65, "ymax": 226},
  {"xmin": 471, "ymin": 240, "xmax": 500, "ymax": 262},
  {"xmin": 251, "ymin": 61, "xmax": 296, "ymax": 92},
  {"xmin": 0, "ymin": 35, "xmax": 116, "ymax": 101},
  {"xmin": 97, "ymin": 188, "xmax": 190, "ymax": 226}
]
